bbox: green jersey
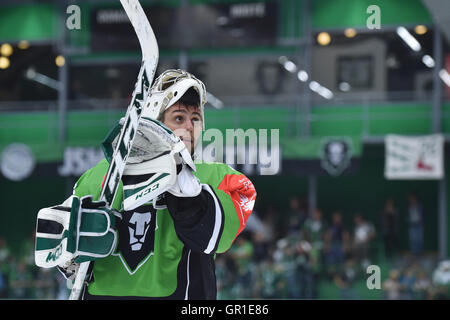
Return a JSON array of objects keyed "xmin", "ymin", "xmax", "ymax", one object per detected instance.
[{"xmin": 73, "ymin": 159, "xmax": 256, "ymax": 299}]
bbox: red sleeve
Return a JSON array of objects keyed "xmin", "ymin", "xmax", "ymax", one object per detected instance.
[{"xmin": 217, "ymin": 174, "xmax": 257, "ymax": 240}]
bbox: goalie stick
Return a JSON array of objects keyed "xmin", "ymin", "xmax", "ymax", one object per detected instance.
[{"xmin": 69, "ymin": 0, "xmax": 159, "ymax": 300}]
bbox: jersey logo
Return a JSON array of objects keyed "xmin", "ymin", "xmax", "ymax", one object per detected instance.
[
  {"xmin": 113, "ymin": 205, "xmax": 157, "ymax": 274},
  {"xmin": 129, "ymin": 211, "xmax": 152, "ymax": 251},
  {"xmin": 218, "ymin": 174, "xmax": 256, "ymax": 240},
  {"xmin": 239, "ymin": 194, "xmax": 255, "ymax": 213}
]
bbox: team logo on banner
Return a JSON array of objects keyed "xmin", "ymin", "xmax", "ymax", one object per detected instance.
[
  {"xmin": 385, "ymin": 134, "xmax": 444, "ymax": 180},
  {"xmin": 320, "ymin": 138, "xmax": 353, "ymax": 176},
  {"xmin": 0, "ymin": 143, "xmax": 35, "ymax": 181}
]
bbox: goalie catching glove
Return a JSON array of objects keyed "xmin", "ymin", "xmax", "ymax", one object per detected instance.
[
  {"xmin": 103, "ymin": 116, "xmax": 201, "ymax": 212},
  {"xmin": 35, "ymin": 195, "xmax": 119, "ymax": 268}
]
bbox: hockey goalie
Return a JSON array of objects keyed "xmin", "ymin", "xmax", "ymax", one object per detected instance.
[{"xmin": 34, "ymin": 69, "xmax": 257, "ymax": 299}]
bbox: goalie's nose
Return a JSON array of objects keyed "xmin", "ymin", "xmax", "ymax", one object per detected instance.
[{"xmin": 184, "ymin": 118, "xmax": 195, "ymax": 132}]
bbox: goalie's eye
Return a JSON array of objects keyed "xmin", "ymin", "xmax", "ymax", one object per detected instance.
[{"xmin": 192, "ymin": 117, "xmax": 202, "ymax": 126}]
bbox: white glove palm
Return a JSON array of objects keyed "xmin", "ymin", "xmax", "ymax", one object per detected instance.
[{"xmin": 167, "ymin": 163, "xmax": 201, "ymax": 198}]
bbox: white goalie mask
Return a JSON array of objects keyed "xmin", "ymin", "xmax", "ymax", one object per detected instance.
[{"xmin": 142, "ymin": 69, "xmax": 207, "ymax": 130}]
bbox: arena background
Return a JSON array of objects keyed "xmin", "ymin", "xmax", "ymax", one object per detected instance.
[{"xmin": 0, "ymin": 0, "xmax": 449, "ymax": 300}]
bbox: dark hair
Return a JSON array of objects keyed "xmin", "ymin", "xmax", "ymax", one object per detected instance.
[
  {"xmin": 178, "ymin": 87, "xmax": 200, "ymax": 108},
  {"xmin": 160, "ymin": 87, "xmax": 201, "ymax": 122}
]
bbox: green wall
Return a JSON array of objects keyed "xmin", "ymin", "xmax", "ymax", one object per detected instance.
[
  {"xmin": 0, "ymin": 3, "xmax": 59, "ymax": 42},
  {"xmin": 1, "ymin": 103, "xmax": 447, "ymax": 163},
  {"xmin": 0, "ymin": 0, "xmax": 432, "ymax": 44},
  {"xmin": 312, "ymin": 0, "xmax": 432, "ymax": 29},
  {"xmin": 0, "ymin": 176, "xmax": 69, "ymax": 253}
]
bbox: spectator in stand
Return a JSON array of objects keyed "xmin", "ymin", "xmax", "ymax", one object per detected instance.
[
  {"xmin": 333, "ymin": 258, "xmax": 359, "ymax": 300},
  {"xmin": 301, "ymin": 208, "xmax": 327, "ymax": 298},
  {"xmin": 399, "ymin": 266, "xmax": 417, "ymax": 299},
  {"xmin": 285, "ymin": 229, "xmax": 313, "ymax": 299},
  {"xmin": 265, "ymin": 205, "xmax": 284, "ymax": 241},
  {"xmin": 0, "ymin": 237, "xmax": 10, "ymax": 264},
  {"xmin": 352, "ymin": 213, "xmax": 376, "ymax": 270},
  {"xmin": 382, "ymin": 269, "xmax": 402, "ymax": 300},
  {"xmin": 34, "ymin": 267, "xmax": 58, "ymax": 299},
  {"xmin": 413, "ymin": 268, "xmax": 431, "ymax": 299},
  {"xmin": 227, "ymin": 233, "xmax": 255, "ymax": 298},
  {"xmin": 380, "ymin": 197, "xmax": 400, "ymax": 258},
  {"xmin": 215, "ymin": 255, "xmax": 234, "ymax": 300},
  {"xmin": 0, "ymin": 237, "xmax": 10, "ymax": 298},
  {"xmin": 8, "ymin": 260, "xmax": 33, "ymax": 299},
  {"xmin": 296, "ymin": 239, "xmax": 317, "ymax": 299},
  {"xmin": 302, "ymin": 208, "xmax": 327, "ymax": 252},
  {"xmin": 245, "ymin": 210, "xmax": 275, "ymax": 263},
  {"xmin": 324, "ymin": 212, "xmax": 351, "ymax": 276},
  {"xmin": 407, "ymin": 193, "xmax": 424, "ymax": 256},
  {"xmin": 258, "ymin": 252, "xmax": 286, "ymax": 299},
  {"xmin": 287, "ymin": 196, "xmax": 308, "ymax": 236},
  {"xmin": 431, "ymin": 260, "xmax": 450, "ymax": 299},
  {"xmin": 274, "ymin": 237, "xmax": 301, "ymax": 299},
  {"xmin": 55, "ymin": 271, "xmax": 69, "ymax": 300},
  {"xmin": 20, "ymin": 232, "xmax": 37, "ymax": 266}
]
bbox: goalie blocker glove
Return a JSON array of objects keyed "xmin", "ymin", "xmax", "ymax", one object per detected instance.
[{"xmin": 35, "ymin": 195, "xmax": 119, "ymax": 268}]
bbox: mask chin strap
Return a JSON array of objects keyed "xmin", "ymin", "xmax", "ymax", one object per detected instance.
[{"xmin": 172, "ymin": 140, "xmax": 196, "ymax": 172}]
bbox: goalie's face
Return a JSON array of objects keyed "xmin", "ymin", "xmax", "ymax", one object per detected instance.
[{"xmin": 163, "ymin": 102, "xmax": 203, "ymax": 154}]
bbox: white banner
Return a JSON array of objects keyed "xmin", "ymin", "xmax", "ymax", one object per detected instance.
[
  {"xmin": 385, "ymin": 134, "xmax": 444, "ymax": 180},
  {"xmin": 58, "ymin": 147, "xmax": 104, "ymax": 177}
]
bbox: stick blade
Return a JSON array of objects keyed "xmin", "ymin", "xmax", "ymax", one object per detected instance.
[{"xmin": 120, "ymin": 0, "xmax": 159, "ymax": 77}]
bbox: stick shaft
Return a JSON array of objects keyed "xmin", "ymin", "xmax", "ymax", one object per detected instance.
[{"xmin": 68, "ymin": 0, "xmax": 158, "ymax": 300}]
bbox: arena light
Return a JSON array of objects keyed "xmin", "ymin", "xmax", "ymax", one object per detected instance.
[
  {"xmin": 344, "ymin": 28, "xmax": 357, "ymax": 38},
  {"xmin": 317, "ymin": 32, "xmax": 331, "ymax": 46},
  {"xmin": 396, "ymin": 26, "xmax": 421, "ymax": 52},
  {"xmin": 422, "ymin": 55, "xmax": 435, "ymax": 68},
  {"xmin": 55, "ymin": 55, "xmax": 66, "ymax": 67},
  {"xmin": 0, "ymin": 56, "xmax": 10, "ymax": 69},
  {"xmin": 297, "ymin": 70, "xmax": 308, "ymax": 82},
  {"xmin": 318, "ymin": 86, "xmax": 334, "ymax": 99},
  {"xmin": 279, "ymin": 56, "xmax": 298, "ymax": 73},
  {"xmin": 439, "ymin": 69, "xmax": 450, "ymax": 88},
  {"xmin": 18, "ymin": 40, "xmax": 30, "ymax": 50},
  {"xmin": 414, "ymin": 25, "xmax": 427, "ymax": 35},
  {"xmin": 25, "ymin": 67, "xmax": 61, "ymax": 90},
  {"xmin": 339, "ymin": 82, "xmax": 351, "ymax": 92},
  {"xmin": 0, "ymin": 43, "xmax": 13, "ymax": 57},
  {"xmin": 309, "ymin": 80, "xmax": 333, "ymax": 99},
  {"xmin": 279, "ymin": 57, "xmax": 311, "ymax": 85},
  {"xmin": 278, "ymin": 56, "xmax": 288, "ymax": 64},
  {"xmin": 309, "ymin": 81, "xmax": 320, "ymax": 92}
]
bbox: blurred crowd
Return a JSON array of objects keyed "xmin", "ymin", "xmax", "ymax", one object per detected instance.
[
  {"xmin": 215, "ymin": 194, "xmax": 450, "ymax": 300},
  {"xmin": 0, "ymin": 234, "xmax": 68, "ymax": 300},
  {"xmin": 1, "ymin": 192, "xmax": 449, "ymax": 300}
]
